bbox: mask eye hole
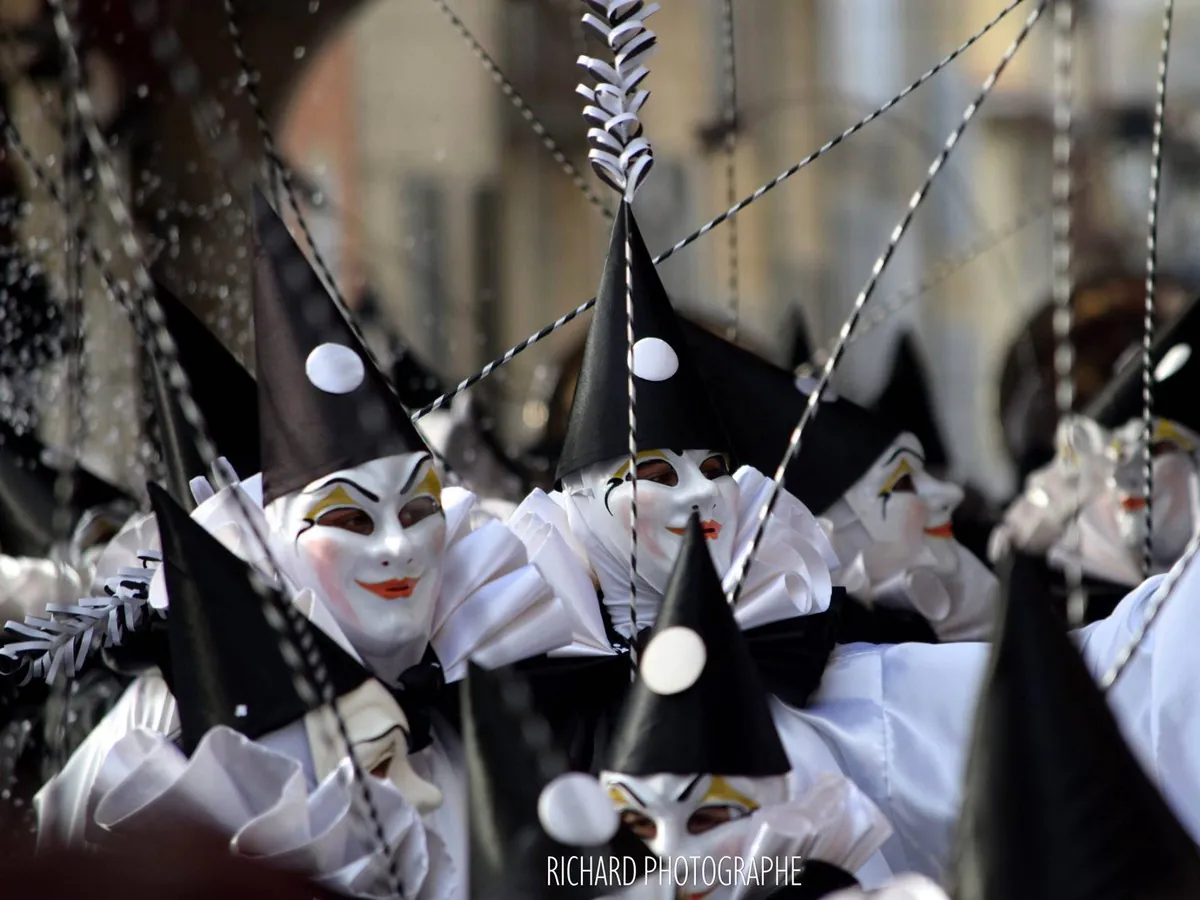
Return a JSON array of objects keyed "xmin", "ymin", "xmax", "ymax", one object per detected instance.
[
  {"xmin": 369, "ymin": 754, "xmax": 393, "ymax": 779},
  {"xmin": 399, "ymin": 496, "xmax": 442, "ymax": 528},
  {"xmin": 315, "ymin": 508, "xmax": 375, "ymax": 535},
  {"xmin": 699, "ymin": 453, "xmax": 731, "ymax": 481},
  {"xmin": 1151, "ymin": 440, "xmax": 1181, "ymax": 458},
  {"xmin": 620, "ymin": 810, "xmax": 658, "ymax": 841},
  {"xmin": 890, "ymin": 473, "xmax": 917, "ymax": 494},
  {"xmin": 686, "ymin": 805, "xmax": 749, "ymax": 835},
  {"xmin": 635, "ymin": 459, "xmax": 679, "ymax": 486}
]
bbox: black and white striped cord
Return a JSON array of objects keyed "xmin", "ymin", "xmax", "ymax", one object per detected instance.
[
  {"xmin": 725, "ymin": 0, "xmax": 1046, "ymax": 607},
  {"xmin": 408, "ymin": 0, "xmax": 1028, "ymax": 421},
  {"xmin": 429, "ymin": 0, "xmax": 612, "ymax": 220},
  {"xmin": 624, "ymin": 217, "xmax": 639, "ymax": 673},
  {"xmin": 1141, "ymin": 0, "xmax": 1175, "ymax": 580}
]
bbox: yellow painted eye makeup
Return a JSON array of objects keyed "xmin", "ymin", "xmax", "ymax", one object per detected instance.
[
  {"xmin": 879, "ymin": 458, "xmax": 916, "ymax": 496},
  {"xmin": 611, "ymin": 450, "xmax": 668, "ymax": 481},
  {"xmin": 700, "ymin": 776, "xmax": 759, "ymax": 811},
  {"xmin": 304, "ymin": 486, "xmax": 362, "ymax": 521},
  {"xmin": 412, "ymin": 468, "xmax": 443, "ymax": 500}
]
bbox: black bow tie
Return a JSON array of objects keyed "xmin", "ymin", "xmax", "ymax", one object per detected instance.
[{"xmin": 390, "ymin": 647, "xmax": 446, "ymax": 753}]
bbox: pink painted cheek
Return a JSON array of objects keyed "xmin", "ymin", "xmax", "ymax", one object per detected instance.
[{"xmin": 302, "ymin": 536, "xmax": 362, "ymax": 627}]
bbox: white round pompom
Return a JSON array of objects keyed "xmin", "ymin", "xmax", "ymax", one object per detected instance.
[
  {"xmin": 632, "ymin": 337, "xmax": 679, "ymax": 382},
  {"xmin": 1155, "ymin": 343, "xmax": 1191, "ymax": 383},
  {"xmin": 305, "ymin": 342, "xmax": 365, "ymax": 394},
  {"xmin": 640, "ymin": 626, "xmax": 707, "ymax": 695},
  {"xmin": 537, "ymin": 772, "xmax": 619, "ymax": 846}
]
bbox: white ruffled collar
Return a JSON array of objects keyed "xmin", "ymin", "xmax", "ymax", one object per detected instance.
[
  {"xmin": 507, "ymin": 466, "xmax": 837, "ymax": 652},
  {"xmin": 91, "ymin": 725, "xmax": 458, "ymax": 900}
]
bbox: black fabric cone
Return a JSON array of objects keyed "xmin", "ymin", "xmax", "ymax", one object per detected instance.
[
  {"xmin": 679, "ymin": 321, "xmax": 900, "ymax": 515},
  {"xmin": 252, "ymin": 188, "xmax": 430, "ymax": 505},
  {"xmin": 0, "ymin": 423, "xmax": 131, "ymax": 557},
  {"xmin": 871, "ymin": 333, "xmax": 948, "ymax": 469},
  {"xmin": 147, "ymin": 284, "xmax": 260, "ymax": 504},
  {"xmin": 149, "ymin": 483, "xmax": 369, "ymax": 755},
  {"xmin": 606, "ymin": 514, "xmax": 790, "ymax": 776},
  {"xmin": 556, "ymin": 203, "xmax": 729, "ymax": 482},
  {"xmin": 1086, "ymin": 294, "xmax": 1200, "ymax": 432},
  {"xmin": 950, "ymin": 551, "xmax": 1200, "ymax": 900},
  {"xmin": 463, "ymin": 661, "xmax": 648, "ymax": 900}
]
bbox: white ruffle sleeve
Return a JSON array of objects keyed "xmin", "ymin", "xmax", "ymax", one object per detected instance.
[
  {"xmin": 91, "ymin": 725, "xmax": 455, "ymax": 900},
  {"xmin": 428, "ymin": 487, "xmax": 572, "ymax": 682},
  {"xmin": 727, "ymin": 467, "xmax": 836, "ymax": 628}
]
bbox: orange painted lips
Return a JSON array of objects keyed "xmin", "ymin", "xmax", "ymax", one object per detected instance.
[
  {"xmin": 1121, "ymin": 495, "xmax": 1148, "ymax": 512},
  {"xmin": 667, "ymin": 520, "xmax": 723, "ymax": 540},
  {"xmin": 924, "ymin": 522, "xmax": 954, "ymax": 539},
  {"xmin": 356, "ymin": 577, "xmax": 420, "ymax": 600}
]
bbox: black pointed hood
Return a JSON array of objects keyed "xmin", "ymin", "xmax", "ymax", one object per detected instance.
[
  {"xmin": 144, "ymin": 283, "xmax": 261, "ymax": 509},
  {"xmin": 556, "ymin": 203, "xmax": 729, "ymax": 482},
  {"xmin": 679, "ymin": 321, "xmax": 901, "ymax": 515},
  {"xmin": 463, "ymin": 661, "xmax": 648, "ymax": 900},
  {"xmin": 1086, "ymin": 294, "xmax": 1200, "ymax": 433},
  {"xmin": 950, "ymin": 550, "xmax": 1200, "ymax": 900},
  {"xmin": 0, "ymin": 423, "xmax": 131, "ymax": 557},
  {"xmin": 149, "ymin": 483, "xmax": 369, "ymax": 755},
  {"xmin": 871, "ymin": 333, "xmax": 948, "ymax": 469},
  {"xmin": 252, "ymin": 188, "xmax": 430, "ymax": 505},
  {"xmin": 605, "ymin": 514, "xmax": 790, "ymax": 777}
]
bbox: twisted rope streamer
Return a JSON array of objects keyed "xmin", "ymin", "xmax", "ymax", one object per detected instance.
[
  {"xmin": 1141, "ymin": 0, "xmax": 1175, "ymax": 580},
  {"xmin": 1051, "ymin": 0, "xmax": 1085, "ymax": 626},
  {"xmin": 719, "ymin": 0, "xmax": 740, "ymax": 340},
  {"xmin": 45, "ymin": 5, "xmax": 403, "ymax": 892},
  {"xmin": 624, "ymin": 219, "xmax": 639, "ymax": 672},
  {"xmin": 429, "ymin": 0, "xmax": 612, "ymax": 219},
  {"xmin": 726, "ymin": 1, "xmax": 1046, "ymax": 607},
  {"xmin": 410, "ymin": 0, "xmax": 1027, "ymax": 420}
]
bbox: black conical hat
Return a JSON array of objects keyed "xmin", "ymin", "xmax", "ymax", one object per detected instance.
[
  {"xmin": 252, "ymin": 189, "xmax": 430, "ymax": 505},
  {"xmin": 680, "ymin": 321, "xmax": 901, "ymax": 515},
  {"xmin": 950, "ymin": 550, "xmax": 1200, "ymax": 900},
  {"xmin": 463, "ymin": 661, "xmax": 648, "ymax": 900},
  {"xmin": 1086, "ymin": 294, "xmax": 1200, "ymax": 433},
  {"xmin": 605, "ymin": 514, "xmax": 790, "ymax": 776},
  {"xmin": 149, "ymin": 483, "xmax": 369, "ymax": 755},
  {"xmin": 556, "ymin": 203, "xmax": 729, "ymax": 482},
  {"xmin": 0, "ymin": 422, "xmax": 132, "ymax": 557},
  {"xmin": 871, "ymin": 333, "xmax": 948, "ymax": 469},
  {"xmin": 144, "ymin": 283, "xmax": 261, "ymax": 509}
]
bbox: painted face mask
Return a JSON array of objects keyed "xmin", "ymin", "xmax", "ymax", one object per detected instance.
[
  {"xmin": 1106, "ymin": 417, "xmax": 1200, "ymax": 569},
  {"xmin": 565, "ymin": 449, "xmax": 738, "ymax": 631},
  {"xmin": 995, "ymin": 416, "xmax": 1114, "ymax": 559},
  {"xmin": 824, "ymin": 434, "xmax": 997, "ymax": 639},
  {"xmin": 264, "ymin": 452, "xmax": 447, "ymax": 676},
  {"xmin": 601, "ymin": 772, "xmax": 787, "ymax": 874}
]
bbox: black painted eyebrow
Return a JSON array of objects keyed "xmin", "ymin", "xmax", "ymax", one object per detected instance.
[
  {"xmin": 676, "ymin": 774, "xmax": 704, "ymax": 801},
  {"xmin": 399, "ymin": 454, "xmax": 433, "ymax": 494},
  {"xmin": 613, "ymin": 780, "xmax": 650, "ymax": 807},
  {"xmin": 310, "ymin": 477, "xmax": 381, "ymax": 502},
  {"xmin": 884, "ymin": 446, "xmax": 925, "ymax": 466}
]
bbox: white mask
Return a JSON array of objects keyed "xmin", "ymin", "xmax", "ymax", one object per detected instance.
[
  {"xmin": 825, "ymin": 434, "xmax": 998, "ymax": 639},
  {"xmin": 564, "ymin": 449, "xmax": 738, "ymax": 631},
  {"xmin": 1107, "ymin": 417, "xmax": 1200, "ymax": 569},
  {"xmin": 265, "ymin": 453, "xmax": 447, "ymax": 680},
  {"xmin": 600, "ymin": 772, "xmax": 787, "ymax": 865}
]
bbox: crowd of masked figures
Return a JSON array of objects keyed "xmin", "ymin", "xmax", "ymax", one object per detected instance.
[{"xmin": 0, "ymin": 183, "xmax": 1199, "ymax": 900}]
